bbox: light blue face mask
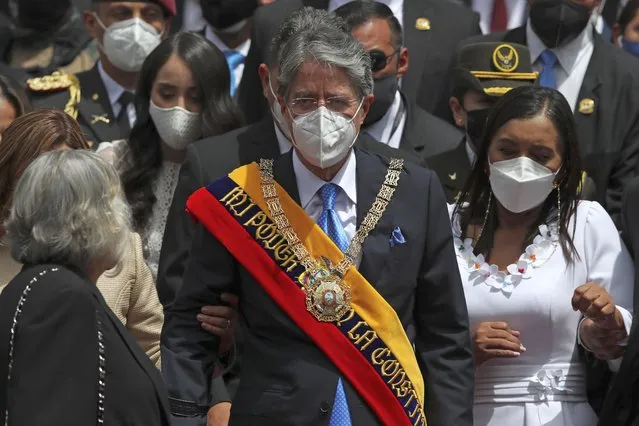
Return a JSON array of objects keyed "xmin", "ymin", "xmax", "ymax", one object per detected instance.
[{"xmin": 622, "ymin": 38, "xmax": 639, "ymax": 58}]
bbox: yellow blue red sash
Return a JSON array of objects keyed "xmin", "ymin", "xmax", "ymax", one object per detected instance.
[{"xmin": 186, "ymin": 163, "xmax": 426, "ymax": 426}]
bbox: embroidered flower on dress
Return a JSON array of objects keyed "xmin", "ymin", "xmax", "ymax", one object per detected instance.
[{"xmin": 531, "ymin": 369, "xmax": 565, "ymax": 400}]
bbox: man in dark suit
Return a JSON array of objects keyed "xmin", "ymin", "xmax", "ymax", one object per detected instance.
[
  {"xmin": 237, "ymin": 0, "xmax": 481, "ymax": 124},
  {"xmin": 334, "ymin": 1, "xmax": 462, "ymax": 162},
  {"xmin": 428, "ymin": 41, "xmax": 538, "ymax": 203},
  {"xmin": 453, "ymin": 0, "xmax": 639, "ymax": 227},
  {"xmin": 26, "ymin": 0, "xmax": 175, "ymax": 148},
  {"xmin": 161, "ymin": 8, "xmax": 473, "ymax": 426}
]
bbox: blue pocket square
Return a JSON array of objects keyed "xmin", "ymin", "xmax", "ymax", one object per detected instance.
[{"xmin": 389, "ymin": 226, "xmax": 406, "ymax": 248}]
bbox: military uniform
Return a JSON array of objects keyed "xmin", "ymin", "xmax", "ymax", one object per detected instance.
[
  {"xmin": 427, "ymin": 136, "xmax": 471, "ymax": 203},
  {"xmin": 27, "ymin": 65, "xmax": 126, "ymax": 148}
]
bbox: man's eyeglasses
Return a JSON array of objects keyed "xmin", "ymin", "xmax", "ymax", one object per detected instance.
[
  {"xmin": 369, "ymin": 49, "xmax": 399, "ymax": 73},
  {"xmin": 288, "ymin": 97, "xmax": 360, "ymax": 116}
]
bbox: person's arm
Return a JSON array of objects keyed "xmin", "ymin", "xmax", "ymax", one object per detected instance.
[
  {"xmin": 126, "ymin": 232, "xmax": 164, "ymax": 369},
  {"xmin": 161, "ymin": 222, "xmax": 237, "ymax": 425},
  {"xmin": 7, "ymin": 283, "xmax": 100, "ymax": 425},
  {"xmin": 607, "ymin": 114, "xmax": 639, "ymax": 228},
  {"xmin": 414, "ymin": 172, "xmax": 474, "ymax": 426},
  {"xmin": 157, "ymin": 145, "xmax": 204, "ymax": 309}
]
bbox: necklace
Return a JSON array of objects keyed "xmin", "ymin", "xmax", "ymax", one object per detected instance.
[{"xmin": 259, "ymin": 157, "xmax": 403, "ymax": 322}]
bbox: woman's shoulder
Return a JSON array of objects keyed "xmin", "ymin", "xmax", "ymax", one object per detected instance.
[
  {"xmin": 573, "ymin": 200, "xmax": 614, "ymax": 230},
  {"xmin": 9, "ymin": 264, "xmax": 96, "ymax": 302}
]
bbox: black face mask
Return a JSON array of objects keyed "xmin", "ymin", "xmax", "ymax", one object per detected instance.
[
  {"xmin": 529, "ymin": 0, "xmax": 591, "ymax": 48},
  {"xmin": 465, "ymin": 108, "xmax": 491, "ymax": 150},
  {"xmin": 17, "ymin": 0, "xmax": 70, "ymax": 32},
  {"xmin": 201, "ymin": 0, "xmax": 258, "ymax": 31},
  {"xmin": 364, "ymin": 74, "xmax": 399, "ymax": 126}
]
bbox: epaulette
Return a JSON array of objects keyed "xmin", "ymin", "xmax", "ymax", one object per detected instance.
[{"xmin": 27, "ymin": 71, "xmax": 81, "ymax": 120}]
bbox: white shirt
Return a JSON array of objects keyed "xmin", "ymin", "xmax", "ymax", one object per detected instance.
[
  {"xmin": 182, "ymin": 0, "xmax": 207, "ymax": 32},
  {"xmin": 275, "ymin": 121, "xmax": 293, "ymax": 154},
  {"xmin": 328, "ymin": 0, "xmax": 403, "ymax": 27},
  {"xmin": 292, "ymin": 149, "xmax": 357, "ymax": 244},
  {"xmin": 472, "ymin": 0, "xmax": 527, "ymax": 34},
  {"xmin": 364, "ymin": 90, "xmax": 406, "ymax": 149},
  {"xmin": 98, "ymin": 61, "xmax": 136, "ymax": 127},
  {"xmin": 526, "ymin": 20, "xmax": 595, "ymax": 112},
  {"xmin": 205, "ymin": 26, "xmax": 251, "ymax": 94}
]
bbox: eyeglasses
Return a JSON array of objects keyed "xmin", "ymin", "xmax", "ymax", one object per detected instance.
[
  {"xmin": 369, "ymin": 49, "xmax": 399, "ymax": 73},
  {"xmin": 288, "ymin": 96, "xmax": 360, "ymax": 116}
]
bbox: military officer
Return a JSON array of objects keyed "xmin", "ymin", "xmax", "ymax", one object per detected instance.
[
  {"xmin": 427, "ymin": 42, "xmax": 538, "ymax": 203},
  {"xmin": 26, "ymin": 0, "xmax": 175, "ymax": 148}
]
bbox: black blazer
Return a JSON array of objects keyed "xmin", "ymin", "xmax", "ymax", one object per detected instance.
[
  {"xmin": 426, "ymin": 138, "xmax": 471, "ymax": 203},
  {"xmin": 237, "ymin": 0, "xmax": 480, "ymax": 124},
  {"xmin": 29, "ymin": 64, "xmax": 126, "ymax": 148},
  {"xmin": 455, "ymin": 27, "xmax": 639, "ymax": 227},
  {"xmin": 161, "ymin": 148, "xmax": 474, "ymax": 426},
  {"xmin": 598, "ymin": 177, "xmax": 639, "ymax": 426},
  {"xmin": 0, "ymin": 263, "xmax": 170, "ymax": 426}
]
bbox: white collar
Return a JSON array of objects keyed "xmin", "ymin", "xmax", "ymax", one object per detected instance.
[
  {"xmin": 364, "ymin": 90, "xmax": 401, "ymax": 144},
  {"xmin": 274, "ymin": 121, "xmax": 292, "ymax": 154},
  {"xmin": 526, "ymin": 18, "xmax": 594, "ymax": 75},
  {"xmin": 98, "ymin": 61, "xmax": 128, "ymax": 109},
  {"xmin": 205, "ymin": 25, "xmax": 251, "ymax": 57},
  {"xmin": 292, "ymin": 148, "xmax": 357, "ymax": 210}
]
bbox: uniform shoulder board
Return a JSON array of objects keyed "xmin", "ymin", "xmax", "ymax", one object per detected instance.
[{"xmin": 27, "ymin": 71, "xmax": 74, "ymax": 93}]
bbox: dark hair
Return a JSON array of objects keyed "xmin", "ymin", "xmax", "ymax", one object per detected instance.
[
  {"xmin": 454, "ymin": 86, "xmax": 582, "ymax": 263},
  {"xmin": 334, "ymin": 0, "xmax": 403, "ymax": 50},
  {"xmin": 0, "ymin": 109, "xmax": 89, "ymax": 223},
  {"xmin": 618, "ymin": 0, "xmax": 639, "ymax": 34},
  {"xmin": 0, "ymin": 74, "xmax": 32, "ymax": 118},
  {"xmin": 121, "ymin": 32, "xmax": 243, "ymax": 232}
]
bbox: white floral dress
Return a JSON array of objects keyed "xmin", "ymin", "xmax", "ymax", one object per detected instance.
[{"xmin": 448, "ymin": 201, "xmax": 634, "ymax": 426}]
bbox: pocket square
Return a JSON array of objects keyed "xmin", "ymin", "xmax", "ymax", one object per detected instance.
[{"xmin": 389, "ymin": 226, "xmax": 406, "ymax": 248}]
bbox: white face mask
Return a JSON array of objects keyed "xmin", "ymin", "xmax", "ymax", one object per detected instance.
[
  {"xmin": 290, "ymin": 101, "xmax": 362, "ymax": 169},
  {"xmin": 268, "ymin": 76, "xmax": 291, "ymax": 141},
  {"xmin": 95, "ymin": 15, "xmax": 162, "ymax": 72},
  {"xmin": 149, "ymin": 100, "xmax": 203, "ymax": 150},
  {"xmin": 489, "ymin": 156, "xmax": 558, "ymax": 214}
]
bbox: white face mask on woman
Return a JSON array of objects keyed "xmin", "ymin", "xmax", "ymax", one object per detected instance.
[
  {"xmin": 489, "ymin": 156, "xmax": 558, "ymax": 213},
  {"xmin": 149, "ymin": 100, "xmax": 203, "ymax": 150},
  {"xmin": 95, "ymin": 15, "xmax": 163, "ymax": 72},
  {"xmin": 290, "ymin": 101, "xmax": 363, "ymax": 169}
]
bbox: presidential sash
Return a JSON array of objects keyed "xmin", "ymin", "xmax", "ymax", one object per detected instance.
[{"xmin": 186, "ymin": 163, "xmax": 426, "ymax": 426}]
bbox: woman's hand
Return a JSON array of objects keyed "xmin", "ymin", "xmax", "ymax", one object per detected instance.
[
  {"xmin": 572, "ymin": 282, "xmax": 627, "ymax": 359},
  {"xmin": 473, "ymin": 321, "xmax": 526, "ymax": 366},
  {"xmin": 197, "ymin": 293, "xmax": 239, "ymax": 355}
]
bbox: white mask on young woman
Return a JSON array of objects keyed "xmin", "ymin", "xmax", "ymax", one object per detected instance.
[
  {"xmin": 149, "ymin": 100, "xmax": 203, "ymax": 150},
  {"xmin": 95, "ymin": 15, "xmax": 162, "ymax": 72},
  {"xmin": 290, "ymin": 101, "xmax": 363, "ymax": 169},
  {"xmin": 489, "ymin": 156, "xmax": 558, "ymax": 213}
]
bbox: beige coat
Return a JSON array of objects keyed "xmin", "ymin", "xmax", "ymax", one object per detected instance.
[{"xmin": 0, "ymin": 232, "xmax": 163, "ymax": 369}]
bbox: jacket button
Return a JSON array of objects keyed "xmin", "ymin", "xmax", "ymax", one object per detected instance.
[{"xmin": 319, "ymin": 401, "xmax": 331, "ymax": 416}]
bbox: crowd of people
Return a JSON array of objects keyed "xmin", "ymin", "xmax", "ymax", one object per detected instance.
[{"xmin": 2, "ymin": 0, "xmax": 639, "ymax": 426}]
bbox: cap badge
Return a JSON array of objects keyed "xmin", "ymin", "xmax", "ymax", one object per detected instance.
[
  {"xmin": 492, "ymin": 44, "xmax": 519, "ymax": 73},
  {"xmin": 415, "ymin": 17, "xmax": 431, "ymax": 31},
  {"xmin": 578, "ymin": 98, "xmax": 595, "ymax": 115}
]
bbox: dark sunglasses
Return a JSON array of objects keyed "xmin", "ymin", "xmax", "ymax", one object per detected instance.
[{"xmin": 369, "ymin": 49, "xmax": 399, "ymax": 73}]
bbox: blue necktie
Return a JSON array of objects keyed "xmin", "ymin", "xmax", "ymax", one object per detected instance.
[
  {"xmin": 316, "ymin": 183, "xmax": 352, "ymax": 426},
  {"xmin": 224, "ymin": 50, "xmax": 245, "ymax": 96},
  {"xmin": 539, "ymin": 50, "xmax": 558, "ymax": 89}
]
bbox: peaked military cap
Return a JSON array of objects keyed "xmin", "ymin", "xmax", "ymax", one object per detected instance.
[{"xmin": 452, "ymin": 42, "xmax": 539, "ymax": 97}]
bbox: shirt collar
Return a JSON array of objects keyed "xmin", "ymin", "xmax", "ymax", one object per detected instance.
[
  {"xmin": 526, "ymin": 18, "xmax": 594, "ymax": 74},
  {"xmin": 205, "ymin": 25, "xmax": 252, "ymax": 57},
  {"xmin": 292, "ymin": 148, "xmax": 357, "ymax": 210},
  {"xmin": 98, "ymin": 60, "xmax": 127, "ymax": 109},
  {"xmin": 364, "ymin": 90, "xmax": 401, "ymax": 144}
]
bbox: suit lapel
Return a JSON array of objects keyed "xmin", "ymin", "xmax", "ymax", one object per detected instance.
[
  {"xmin": 398, "ymin": 94, "xmax": 424, "ymax": 154},
  {"xmin": 573, "ymin": 34, "xmax": 603, "ymax": 157},
  {"xmin": 76, "ymin": 66, "xmax": 122, "ymax": 144},
  {"xmin": 238, "ymin": 117, "xmax": 282, "ymax": 165},
  {"xmin": 274, "ymin": 150, "xmax": 301, "ymax": 206}
]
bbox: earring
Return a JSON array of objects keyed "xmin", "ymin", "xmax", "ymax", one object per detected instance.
[
  {"xmin": 556, "ymin": 186, "xmax": 561, "ymax": 225},
  {"xmin": 474, "ymin": 191, "xmax": 492, "ymax": 245}
]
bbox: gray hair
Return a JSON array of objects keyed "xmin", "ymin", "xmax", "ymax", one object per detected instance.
[
  {"xmin": 276, "ymin": 9, "xmax": 373, "ymax": 99},
  {"xmin": 268, "ymin": 7, "xmax": 349, "ymax": 67},
  {"xmin": 5, "ymin": 150, "xmax": 132, "ymax": 271}
]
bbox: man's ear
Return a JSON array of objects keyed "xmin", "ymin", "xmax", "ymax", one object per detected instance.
[
  {"xmin": 397, "ymin": 47, "xmax": 409, "ymax": 78},
  {"xmin": 449, "ymin": 96, "xmax": 467, "ymax": 130}
]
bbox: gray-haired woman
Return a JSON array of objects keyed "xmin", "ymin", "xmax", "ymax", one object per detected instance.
[{"xmin": 0, "ymin": 150, "xmax": 170, "ymax": 425}]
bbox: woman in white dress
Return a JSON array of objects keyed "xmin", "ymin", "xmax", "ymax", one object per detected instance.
[
  {"xmin": 102, "ymin": 32, "xmax": 243, "ymax": 279},
  {"xmin": 450, "ymin": 86, "xmax": 634, "ymax": 426}
]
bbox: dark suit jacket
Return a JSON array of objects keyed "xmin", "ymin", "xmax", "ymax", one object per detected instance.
[
  {"xmin": 29, "ymin": 64, "xmax": 126, "ymax": 148},
  {"xmin": 456, "ymin": 27, "xmax": 639, "ymax": 227},
  {"xmin": 237, "ymin": 0, "xmax": 480, "ymax": 124},
  {"xmin": 161, "ymin": 148, "xmax": 474, "ymax": 426},
  {"xmin": 598, "ymin": 177, "xmax": 639, "ymax": 425},
  {"xmin": 399, "ymin": 96, "xmax": 463, "ymax": 161},
  {"xmin": 0, "ymin": 263, "xmax": 170, "ymax": 426},
  {"xmin": 426, "ymin": 138, "xmax": 470, "ymax": 203}
]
